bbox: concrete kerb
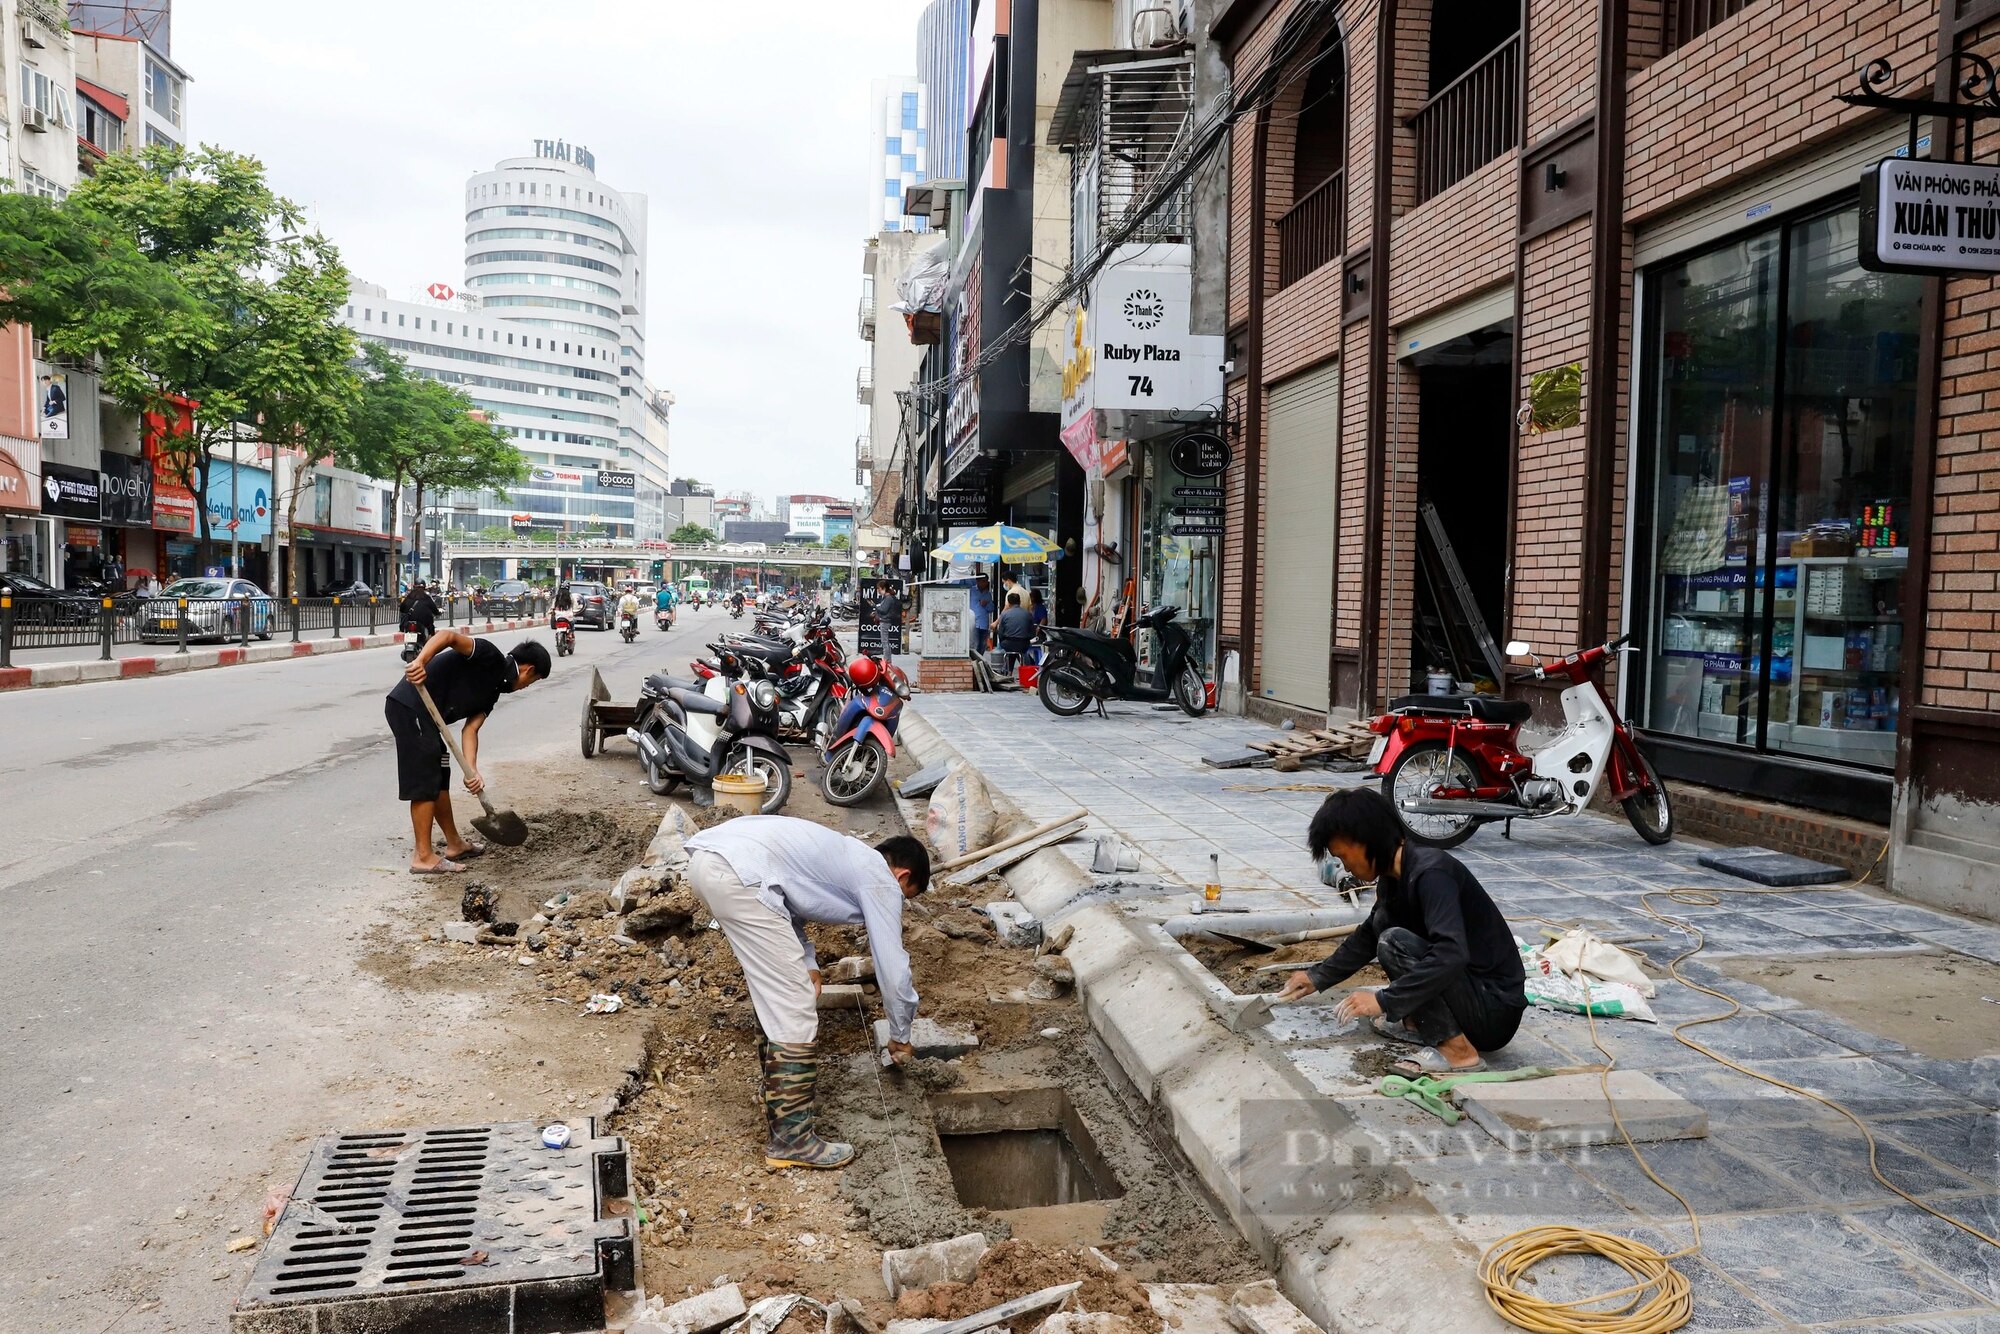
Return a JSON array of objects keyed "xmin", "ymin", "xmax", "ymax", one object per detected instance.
[
  {"xmin": 0, "ymin": 619, "xmax": 542, "ymax": 693},
  {"xmin": 896, "ymin": 709, "xmax": 1509, "ymax": 1333}
]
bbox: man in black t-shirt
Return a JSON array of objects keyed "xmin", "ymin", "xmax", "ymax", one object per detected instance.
[
  {"xmin": 385, "ymin": 630, "xmax": 550, "ymax": 874},
  {"xmin": 1278, "ymin": 788, "xmax": 1526, "ymax": 1076}
]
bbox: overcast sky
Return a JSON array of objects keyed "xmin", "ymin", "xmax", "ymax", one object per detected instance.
[{"xmin": 175, "ymin": 0, "xmax": 934, "ymax": 506}]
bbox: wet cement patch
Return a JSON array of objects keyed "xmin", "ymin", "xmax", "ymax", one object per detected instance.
[{"xmin": 1716, "ymin": 951, "xmax": 2000, "ymax": 1061}]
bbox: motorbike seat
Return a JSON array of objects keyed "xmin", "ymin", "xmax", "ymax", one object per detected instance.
[
  {"xmin": 1063, "ymin": 628, "xmax": 1121, "ymax": 647},
  {"xmin": 1389, "ymin": 693, "xmax": 1533, "ymax": 725},
  {"xmin": 668, "ymin": 688, "xmax": 726, "ymax": 716},
  {"xmin": 647, "ymin": 674, "xmax": 703, "ymax": 696}
]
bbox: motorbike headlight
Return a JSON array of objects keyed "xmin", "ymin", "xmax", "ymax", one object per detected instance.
[
  {"xmin": 749, "ymin": 679, "xmax": 779, "ymax": 711},
  {"xmin": 893, "ymin": 675, "xmax": 911, "ymax": 701}
]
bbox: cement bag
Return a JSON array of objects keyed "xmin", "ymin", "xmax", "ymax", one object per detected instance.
[
  {"xmin": 1543, "ymin": 927, "xmax": 1656, "ymax": 997},
  {"xmin": 926, "ymin": 762, "xmax": 995, "ymax": 859},
  {"xmin": 1518, "ymin": 938, "xmax": 1658, "ymax": 1023}
]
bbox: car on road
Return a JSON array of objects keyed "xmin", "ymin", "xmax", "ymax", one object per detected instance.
[
  {"xmin": 0, "ymin": 571, "xmax": 97, "ymax": 625},
  {"xmin": 486, "ymin": 579, "xmax": 533, "ymax": 615},
  {"xmin": 322, "ymin": 579, "xmax": 378, "ymax": 600},
  {"xmin": 570, "ymin": 581, "xmax": 613, "ymax": 629},
  {"xmin": 139, "ymin": 578, "xmax": 277, "ymax": 642}
]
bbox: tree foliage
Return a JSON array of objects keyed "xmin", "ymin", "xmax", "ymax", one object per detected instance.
[{"xmin": 668, "ymin": 522, "xmax": 718, "ymax": 545}]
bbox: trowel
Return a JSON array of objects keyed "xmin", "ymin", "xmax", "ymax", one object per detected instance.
[{"xmin": 413, "ymin": 683, "xmax": 530, "ymax": 847}]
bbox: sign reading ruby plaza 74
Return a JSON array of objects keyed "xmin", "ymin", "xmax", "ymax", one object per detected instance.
[{"xmin": 1861, "ymin": 158, "xmax": 2000, "ymax": 274}]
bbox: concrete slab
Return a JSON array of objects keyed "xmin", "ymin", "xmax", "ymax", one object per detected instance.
[
  {"xmin": 1458, "ymin": 1070, "xmax": 1708, "ymax": 1152},
  {"xmin": 817, "ymin": 983, "xmax": 869, "ymax": 1009},
  {"xmin": 1697, "ymin": 846, "xmax": 1847, "ymax": 886},
  {"xmin": 986, "ymin": 900, "xmax": 1040, "ymax": 946},
  {"xmin": 873, "ymin": 1017, "xmax": 979, "ymax": 1060},
  {"xmin": 880, "ymin": 1232, "xmax": 987, "ymax": 1297}
]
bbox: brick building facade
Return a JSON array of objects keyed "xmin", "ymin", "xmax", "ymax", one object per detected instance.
[{"xmin": 1213, "ymin": 0, "xmax": 2000, "ymax": 919}]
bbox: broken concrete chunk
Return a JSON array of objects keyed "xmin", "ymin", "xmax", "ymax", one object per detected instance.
[
  {"xmin": 986, "ymin": 901, "xmax": 1041, "ymax": 947},
  {"xmin": 1033, "ymin": 1315, "xmax": 1134, "ymax": 1334},
  {"xmin": 610, "ymin": 865, "xmax": 666, "ymax": 911},
  {"xmin": 1044, "ymin": 922, "xmax": 1076, "ymax": 952},
  {"xmin": 642, "ymin": 1281, "xmax": 745, "ymax": 1334},
  {"xmin": 441, "ymin": 921, "xmax": 481, "ymax": 944},
  {"xmin": 626, "ymin": 890, "xmax": 697, "ymax": 938},
  {"xmin": 817, "ymin": 983, "xmax": 868, "ymax": 1010},
  {"xmin": 1229, "ymin": 1279, "xmax": 1320, "ymax": 1334},
  {"xmin": 873, "ymin": 1018, "xmax": 979, "ymax": 1062},
  {"xmin": 880, "ymin": 1231, "xmax": 988, "ymax": 1298},
  {"xmin": 826, "ymin": 955, "xmax": 875, "ymax": 984}
]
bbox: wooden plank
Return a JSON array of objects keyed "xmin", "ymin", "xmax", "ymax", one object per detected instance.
[{"xmin": 943, "ymin": 819, "xmax": 1089, "ymax": 885}]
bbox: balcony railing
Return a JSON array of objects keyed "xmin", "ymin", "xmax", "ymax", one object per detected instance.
[
  {"xmin": 857, "ymin": 366, "xmax": 874, "ymax": 405},
  {"xmin": 1408, "ymin": 35, "xmax": 1519, "ymax": 205},
  {"xmin": 858, "ymin": 293, "xmax": 877, "ymax": 341},
  {"xmin": 856, "ymin": 433, "xmax": 873, "ymax": 469},
  {"xmin": 1664, "ymin": 0, "xmax": 1755, "ymax": 53},
  {"xmin": 1276, "ymin": 169, "xmax": 1346, "ymax": 288}
]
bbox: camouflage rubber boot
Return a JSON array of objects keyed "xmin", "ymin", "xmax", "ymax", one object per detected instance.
[
  {"xmin": 762, "ymin": 1040, "xmax": 856, "ymax": 1170},
  {"xmin": 755, "ymin": 1038, "xmax": 778, "ymax": 1140}
]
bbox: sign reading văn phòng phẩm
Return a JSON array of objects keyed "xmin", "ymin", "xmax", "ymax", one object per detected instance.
[{"xmin": 1861, "ymin": 158, "xmax": 2000, "ymax": 274}]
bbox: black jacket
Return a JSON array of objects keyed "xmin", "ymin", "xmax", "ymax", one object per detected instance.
[{"xmin": 1306, "ymin": 845, "xmax": 1526, "ymax": 1023}]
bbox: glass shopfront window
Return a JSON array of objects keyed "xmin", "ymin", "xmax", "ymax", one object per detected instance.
[
  {"xmin": 1638, "ymin": 203, "xmax": 1920, "ymax": 775},
  {"xmin": 1135, "ymin": 443, "xmax": 1218, "ymax": 678}
]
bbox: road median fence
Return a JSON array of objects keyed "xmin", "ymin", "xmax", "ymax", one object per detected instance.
[{"xmin": 0, "ymin": 593, "xmax": 549, "ymax": 690}]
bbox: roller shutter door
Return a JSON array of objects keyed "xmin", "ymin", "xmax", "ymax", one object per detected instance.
[{"xmin": 1259, "ymin": 362, "xmax": 1340, "ymax": 712}]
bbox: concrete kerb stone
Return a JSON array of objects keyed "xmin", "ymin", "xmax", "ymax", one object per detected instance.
[{"xmin": 898, "ymin": 707, "xmax": 1504, "ymax": 1332}]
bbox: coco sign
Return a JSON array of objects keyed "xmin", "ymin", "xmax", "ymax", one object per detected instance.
[{"xmin": 1168, "ymin": 430, "xmax": 1231, "ymax": 480}]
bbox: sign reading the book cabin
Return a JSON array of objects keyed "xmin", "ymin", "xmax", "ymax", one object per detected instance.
[{"xmin": 1861, "ymin": 159, "xmax": 2000, "ymax": 275}]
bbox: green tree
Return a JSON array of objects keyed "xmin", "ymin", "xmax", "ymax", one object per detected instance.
[
  {"xmin": 827, "ymin": 532, "xmax": 851, "ymax": 550},
  {"xmin": 478, "ymin": 524, "xmax": 514, "ymax": 542},
  {"xmin": 528, "ymin": 527, "xmax": 558, "ymax": 545},
  {"xmin": 64, "ymin": 145, "xmax": 357, "ymax": 555},
  {"xmin": 668, "ymin": 522, "xmax": 717, "ymax": 544},
  {"xmin": 0, "ymin": 191, "xmax": 193, "ymax": 372}
]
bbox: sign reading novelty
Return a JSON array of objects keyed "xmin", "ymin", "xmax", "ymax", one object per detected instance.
[
  {"xmin": 1861, "ymin": 159, "xmax": 2000, "ymax": 274},
  {"xmin": 533, "ymin": 139, "xmax": 597, "ymax": 174}
]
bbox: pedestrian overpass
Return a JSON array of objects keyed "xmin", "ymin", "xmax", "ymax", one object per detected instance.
[{"xmin": 439, "ymin": 540, "xmax": 879, "ymax": 584}]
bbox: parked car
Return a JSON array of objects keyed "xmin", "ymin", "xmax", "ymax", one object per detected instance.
[
  {"xmin": 0, "ymin": 571, "xmax": 97, "ymax": 625},
  {"xmin": 322, "ymin": 579, "xmax": 377, "ymax": 600},
  {"xmin": 571, "ymin": 581, "xmax": 612, "ymax": 629},
  {"xmin": 487, "ymin": 579, "xmax": 533, "ymax": 616},
  {"xmin": 139, "ymin": 578, "xmax": 277, "ymax": 642}
]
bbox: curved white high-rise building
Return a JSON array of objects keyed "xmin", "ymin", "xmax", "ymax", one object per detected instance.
[{"xmin": 343, "ymin": 142, "xmax": 671, "ymax": 548}]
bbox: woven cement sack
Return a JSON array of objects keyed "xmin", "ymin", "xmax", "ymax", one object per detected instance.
[{"xmin": 925, "ymin": 762, "xmax": 995, "ymax": 859}]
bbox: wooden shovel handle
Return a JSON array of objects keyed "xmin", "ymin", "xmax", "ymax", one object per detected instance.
[{"xmin": 412, "ymin": 682, "xmax": 492, "ymax": 811}]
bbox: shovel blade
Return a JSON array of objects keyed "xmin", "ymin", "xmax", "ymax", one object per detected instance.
[{"xmin": 473, "ymin": 808, "xmax": 530, "ymax": 847}]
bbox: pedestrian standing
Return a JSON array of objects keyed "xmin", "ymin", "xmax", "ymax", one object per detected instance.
[
  {"xmin": 969, "ymin": 574, "xmax": 993, "ymax": 654},
  {"xmin": 385, "ymin": 631, "xmax": 550, "ymax": 874},
  {"xmin": 684, "ymin": 816, "xmax": 931, "ymax": 1169}
]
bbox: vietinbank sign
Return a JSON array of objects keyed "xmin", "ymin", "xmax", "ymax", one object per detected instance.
[{"xmin": 204, "ymin": 461, "xmax": 272, "ymax": 542}]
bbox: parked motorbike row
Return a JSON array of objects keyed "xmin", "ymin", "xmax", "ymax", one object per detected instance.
[{"xmin": 622, "ymin": 608, "xmax": 908, "ymax": 814}]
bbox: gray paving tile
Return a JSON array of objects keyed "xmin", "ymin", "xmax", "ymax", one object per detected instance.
[
  {"xmin": 1651, "ymin": 1067, "xmax": 1850, "ymax": 1130},
  {"xmin": 1695, "ymin": 1210, "xmax": 1987, "ymax": 1323},
  {"xmin": 1657, "ymin": 1013, "xmax": 1854, "ymax": 1064},
  {"xmin": 1851, "ymin": 1194, "xmax": 2000, "ymax": 1305},
  {"xmin": 1875, "ymin": 1055, "xmax": 2000, "ymax": 1112},
  {"xmin": 1878, "ymin": 1111, "xmax": 2000, "ymax": 1180},
  {"xmin": 1745, "ymin": 1056, "xmax": 1985, "ymax": 1118},
  {"xmin": 1562, "ymin": 1137, "xmax": 1812, "ymax": 1218},
  {"xmin": 1721, "ymin": 1121, "xmax": 1986, "ymax": 1206}
]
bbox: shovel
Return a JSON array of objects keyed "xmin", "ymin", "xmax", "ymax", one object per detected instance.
[{"xmin": 412, "ymin": 682, "xmax": 529, "ymax": 847}]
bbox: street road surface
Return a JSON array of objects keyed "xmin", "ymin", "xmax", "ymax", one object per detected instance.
[{"xmin": 0, "ymin": 608, "xmax": 732, "ymax": 1332}]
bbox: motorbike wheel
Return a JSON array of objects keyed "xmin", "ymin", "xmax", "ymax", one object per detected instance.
[
  {"xmin": 1382, "ymin": 740, "xmax": 1483, "ymax": 848},
  {"xmin": 643, "ymin": 749, "xmax": 681, "ymax": 796},
  {"xmin": 821, "ymin": 735, "xmax": 888, "ymax": 807},
  {"xmin": 726, "ymin": 748, "xmax": 792, "ymax": 814},
  {"xmin": 1621, "ymin": 747, "xmax": 1675, "ymax": 845},
  {"xmin": 1038, "ymin": 653, "xmax": 1094, "ymax": 716},
  {"xmin": 1173, "ymin": 663, "xmax": 1208, "ymax": 717}
]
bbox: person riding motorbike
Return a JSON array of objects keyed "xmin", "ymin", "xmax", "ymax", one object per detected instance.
[
  {"xmin": 399, "ymin": 580, "xmax": 439, "ymax": 639},
  {"xmin": 730, "ymin": 589, "xmax": 747, "ymax": 615},
  {"xmin": 617, "ymin": 587, "xmax": 643, "ymax": 633}
]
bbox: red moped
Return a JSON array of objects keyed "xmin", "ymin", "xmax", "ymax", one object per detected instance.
[{"xmin": 1365, "ymin": 635, "xmax": 1674, "ymax": 848}]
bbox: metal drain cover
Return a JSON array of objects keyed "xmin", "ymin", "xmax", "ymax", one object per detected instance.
[{"xmin": 232, "ymin": 1120, "xmax": 636, "ymax": 1334}]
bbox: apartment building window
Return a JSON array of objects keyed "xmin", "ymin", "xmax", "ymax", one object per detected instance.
[
  {"xmin": 1277, "ymin": 37, "xmax": 1346, "ymax": 287},
  {"xmin": 1634, "ymin": 203, "xmax": 1920, "ymax": 780},
  {"xmin": 19, "ymin": 64, "xmax": 74, "ymax": 128},
  {"xmin": 144, "ymin": 58, "xmax": 183, "ymax": 127},
  {"xmin": 80, "ymin": 97, "xmax": 123, "ymax": 154},
  {"xmin": 1409, "ymin": 1, "xmax": 1520, "ymax": 203}
]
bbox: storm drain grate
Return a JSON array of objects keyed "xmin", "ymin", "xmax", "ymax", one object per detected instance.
[{"xmin": 231, "ymin": 1120, "xmax": 635, "ymax": 1334}]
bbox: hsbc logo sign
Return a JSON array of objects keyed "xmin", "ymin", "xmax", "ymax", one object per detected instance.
[{"xmin": 427, "ymin": 282, "xmax": 455, "ymax": 301}]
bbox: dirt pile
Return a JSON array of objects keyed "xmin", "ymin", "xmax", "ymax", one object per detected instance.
[{"xmin": 892, "ymin": 1241, "xmax": 1161, "ymax": 1332}]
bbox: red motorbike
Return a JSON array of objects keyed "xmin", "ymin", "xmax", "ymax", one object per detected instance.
[
  {"xmin": 820, "ymin": 654, "xmax": 909, "ymax": 807},
  {"xmin": 1365, "ymin": 635, "xmax": 1673, "ymax": 848}
]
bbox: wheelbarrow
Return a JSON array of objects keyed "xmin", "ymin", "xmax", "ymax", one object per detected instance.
[{"xmin": 580, "ymin": 665, "xmax": 639, "ymax": 759}]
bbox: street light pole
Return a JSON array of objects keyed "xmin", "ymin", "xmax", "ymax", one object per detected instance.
[{"xmin": 228, "ymin": 442, "xmax": 240, "ymax": 578}]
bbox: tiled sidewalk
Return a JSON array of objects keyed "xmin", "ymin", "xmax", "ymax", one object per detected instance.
[{"xmin": 914, "ymin": 691, "xmax": 2000, "ymax": 1332}]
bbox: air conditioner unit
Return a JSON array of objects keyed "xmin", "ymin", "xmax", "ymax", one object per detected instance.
[
  {"xmin": 22, "ymin": 106, "xmax": 48, "ymax": 133},
  {"xmin": 22, "ymin": 20, "xmax": 47, "ymax": 48}
]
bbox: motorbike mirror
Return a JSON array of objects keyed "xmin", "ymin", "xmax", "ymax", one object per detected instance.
[{"xmin": 1504, "ymin": 640, "xmax": 1533, "ymax": 658}]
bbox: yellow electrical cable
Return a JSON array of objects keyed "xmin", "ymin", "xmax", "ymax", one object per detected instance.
[{"xmin": 1477, "ymin": 842, "xmax": 2000, "ymax": 1333}]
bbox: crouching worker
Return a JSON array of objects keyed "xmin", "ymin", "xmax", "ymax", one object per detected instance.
[
  {"xmin": 684, "ymin": 815, "xmax": 931, "ymax": 1170},
  {"xmin": 1277, "ymin": 788, "xmax": 1525, "ymax": 1076}
]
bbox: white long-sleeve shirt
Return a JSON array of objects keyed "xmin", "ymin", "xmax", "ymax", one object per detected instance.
[{"xmin": 686, "ymin": 815, "xmax": 920, "ymax": 1041}]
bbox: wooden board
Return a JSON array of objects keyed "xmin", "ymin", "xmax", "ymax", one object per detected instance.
[{"xmin": 942, "ymin": 819, "xmax": 1089, "ymax": 886}]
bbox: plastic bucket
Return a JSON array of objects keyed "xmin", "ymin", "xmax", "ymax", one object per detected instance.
[{"xmin": 713, "ymin": 771, "xmax": 768, "ymax": 815}]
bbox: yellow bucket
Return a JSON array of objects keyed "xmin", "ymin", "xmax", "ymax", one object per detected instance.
[{"xmin": 713, "ymin": 771, "xmax": 768, "ymax": 815}]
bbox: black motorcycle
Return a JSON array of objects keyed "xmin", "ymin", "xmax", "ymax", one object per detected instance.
[
  {"xmin": 399, "ymin": 614, "xmax": 432, "ymax": 663},
  {"xmin": 655, "ymin": 605, "xmax": 674, "ymax": 632},
  {"xmin": 619, "ymin": 609, "xmax": 639, "ymax": 643},
  {"xmin": 1039, "ymin": 605, "xmax": 1208, "ymax": 718},
  {"xmin": 626, "ymin": 645, "xmax": 792, "ymax": 811},
  {"xmin": 552, "ymin": 611, "xmax": 575, "ymax": 657}
]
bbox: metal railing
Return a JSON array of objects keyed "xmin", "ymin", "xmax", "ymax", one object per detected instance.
[
  {"xmin": 857, "ymin": 365, "xmax": 874, "ymax": 405},
  {"xmin": 1408, "ymin": 35, "xmax": 1520, "ymax": 205},
  {"xmin": 1664, "ymin": 0, "xmax": 1755, "ymax": 52},
  {"xmin": 1276, "ymin": 169, "xmax": 1346, "ymax": 288},
  {"xmin": 858, "ymin": 293, "xmax": 877, "ymax": 340},
  {"xmin": 0, "ymin": 593, "xmax": 550, "ymax": 667}
]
